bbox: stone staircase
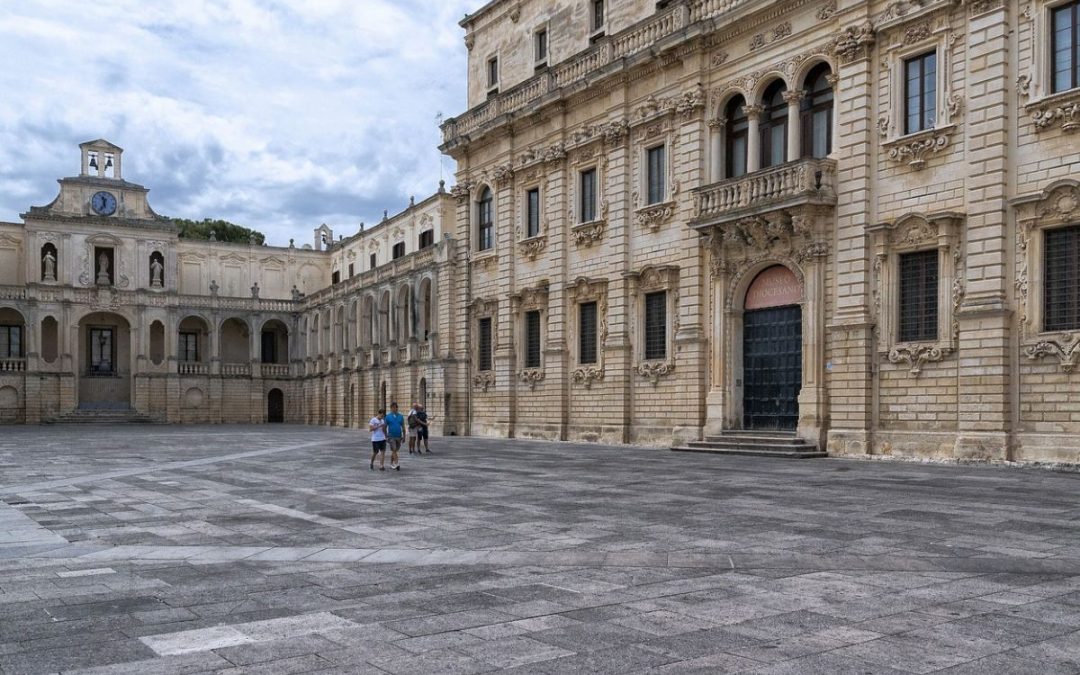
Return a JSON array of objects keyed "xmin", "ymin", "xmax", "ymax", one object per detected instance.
[
  {"xmin": 672, "ymin": 430, "xmax": 827, "ymax": 459},
  {"xmin": 45, "ymin": 408, "xmax": 165, "ymax": 425}
]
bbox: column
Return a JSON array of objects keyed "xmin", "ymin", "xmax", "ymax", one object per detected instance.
[
  {"xmin": 708, "ymin": 119, "xmax": 725, "ymax": 182},
  {"xmin": 745, "ymin": 105, "xmax": 763, "ymax": 173},
  {"xmin": 784, "ymin": 90, "xmax": 804, "ymax": 162}
]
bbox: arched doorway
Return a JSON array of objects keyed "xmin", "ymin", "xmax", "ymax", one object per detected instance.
[
  {"xmin": 267, "ymin": 389, "xmax": 284, "ymax": 423},
  {"xmin": 742, "ymin": 266, "xmax": 802, "ymax": 430}
]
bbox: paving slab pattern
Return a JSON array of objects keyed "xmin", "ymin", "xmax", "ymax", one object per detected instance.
[{"xmin": 1, "ymin": 425, "xmax": 1079, "ymax": 673}]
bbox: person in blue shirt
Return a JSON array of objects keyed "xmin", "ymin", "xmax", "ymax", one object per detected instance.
[{"xmin": 384, "ymin": 402, "xmax": 406, "ymax": 471}]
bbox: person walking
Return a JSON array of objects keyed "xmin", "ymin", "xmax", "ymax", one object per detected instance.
[
  {"xmin": 369, "ymin": 408, "xmax": 387, "ymax": 471},
  {"xmin": 415, "ymin": 404, "xmax": 433, "ymax": 454},
  {"xmin": 385, "ymin": 402, "xmax": 405, "ymax": 471},
  {"xmin": 407, "ymin": 402, "xmax": 420, "ymax": 455}
]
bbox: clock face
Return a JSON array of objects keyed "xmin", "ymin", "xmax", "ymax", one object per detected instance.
[{"xmin": 90, "ymin": 191, "xmax": 117, "ymax": 216}]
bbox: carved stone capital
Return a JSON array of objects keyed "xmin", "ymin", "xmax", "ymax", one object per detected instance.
[{"xmin": 1025, "ymin": 334, "xmax": 1080, "ymax": 373}]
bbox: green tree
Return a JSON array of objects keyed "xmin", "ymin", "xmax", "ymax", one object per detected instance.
[{"xmin": 171, "ymin": 218, "xmax": 266, "ymax": 245}]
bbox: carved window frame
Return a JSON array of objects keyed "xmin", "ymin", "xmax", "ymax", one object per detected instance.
[
  {"xmin": 1015, "ymin": 180, "xmax": 1080, "ymax": 344},
  {"xmin": 1019, "ymin": 0, "xmax": 1080, "ymax": 132},
  {"xmin": 510, "ymin": 284, "xmax": 548, "ymax": 388},
  {"xmin": 515, "ymin": 169, "xmax": 548, "ymax": 260},
  {"xmin": 870, "ymin": 213, "xmax": 963, "ymax": 373},
  {"xmin": 627, "ymin": 265, "xmax": 679, "ymax": 383},
  {"xmin": 632, "ymin": 120, "xmax": 679, "ymax": 230},
  {"xmin": 567, "ymin": 276, "xmax": 608, "ymax": 388},
  {"xmin": 878, "ymin": 14, "xmax": 960, "ymax": 167},
  {"xmin": 567, "ymin": 144, "xmax": 607, "ymax": 247},
  {"xmin": 471, "ymin": 297, "xmax": 498, "ymax": 380}
]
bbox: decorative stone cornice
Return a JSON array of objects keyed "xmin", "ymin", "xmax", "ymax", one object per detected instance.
[
  {"xmin": 571, "ymin": 221, "xmax": 605, "ymax": 247},
  {"xmin": 1025, "ymin": 334, "xmax": 1080, "ymax": 373},
  {"xmin": 571, "ymin": 366, "xmax": 604, "ymax": 388},
  {"xmin": 883, "ymin": 125, "xmax": 954, "ymax": 170},
  {"xmin": 1029, "ymin": 90, "xmax": 1080, "ymax": 134},
  {"xmin": 518, "ymin": 235, "xmax": 547, "ymax": 261},
  {"xmin": 636, "ymin": 202, "xmax": 676, "ymax": 233},
  {"xmin": 473, "ymin": 371, "xmax": 495, "ymax": 392},
  {"xmin": 509, "ymin": 282, "xmax": 549, "ymax": 312},
  {"xmin": 518, "ymin": 369, "xmax": 545, "ymax": 389},
  {"xmin": 471, "ymin": 252, "xmax": 498, "ymax": 272},
  {"xmin": 888, "ymin": 344, "xmax": 949, "ymax": 375},
  {"xmin": 636, "ymin": 361, "xmax": 675, "ymax": 385}
]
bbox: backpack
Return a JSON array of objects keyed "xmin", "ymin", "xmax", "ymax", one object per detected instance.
[{"xmin": 407, "ymin": 412, "xmax": 418, "ymax": 429}]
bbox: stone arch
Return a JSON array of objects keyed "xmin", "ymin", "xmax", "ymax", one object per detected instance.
[
  {"xmin": 749, "ymin": 73, "xmax": 792, "ymax": 105},
  {"xmin": 794, "ymin": 57, "xmax": 835, "ymax": 90},
  {"xmin": 360, "ymin": 294, "xmax": 376, "ymax": 348},
  {"xmin": 395, "ymin": 283, "xmax": 411, "ymax": 342},
  {"xmin": 177, "ymin": 314, "xmax": 211, "ymax": 363},
  {"xmin": 260, "ymin": 318, "xmax": 290, "ymax": 365},
  {"xmin": 417, "ymin": 275, "xmax": 434, "ymax": 340},
  {"xmin": 728, "ymin": 259, "xmax": 806, "ymax": 313},
  {"xmin": 379, "ymin": 290, "xmax": 391, "ymax": 345},
  {"xmin": 148, "ymin": 319, "xmax": 164, "ymax": 366},
  {"xmin": 713, "ymin": 87, "xmax": 751, "ymax": 119},
  {"xmin": 219, "ymin": 317, "xmax": 251, "ymax": 363}
]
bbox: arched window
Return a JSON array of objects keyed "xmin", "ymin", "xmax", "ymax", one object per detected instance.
[
  {"xmin": 760, "ymin": 81, "xmax": 788, "ymax": 168},
  {"xmin": 477, "ymin": 187, "xmax": 494, "ymax": 251},
  {"xmin": 40, "ymin": 243, "xmax": 58, "ymax": 282},
  {"xmin": 149, "ymin": 250, "xmax": 165, "ymax": 288},
  {"xmin": 801, "ymin": 64, "xmax": 834, "ymax": 159},
  {"xmin": 725, "ymin": 96, "xmax": 749, "ymax": 179}
]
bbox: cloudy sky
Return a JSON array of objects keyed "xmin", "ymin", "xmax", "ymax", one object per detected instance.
[{"xmin": 0, "ymin": 0, "xmax": 475, "ymax": 245}]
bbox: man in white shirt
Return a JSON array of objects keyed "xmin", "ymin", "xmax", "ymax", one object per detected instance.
[
  {"xmin": 407, "ymin": 402, "xmax": 419, "ymax": 455},
  {"xmin": 369, "ymin": 408, "xmax": 387, "ymax": 471}
]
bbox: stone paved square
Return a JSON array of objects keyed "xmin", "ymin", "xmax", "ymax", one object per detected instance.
[{"xmin": 2, "ymin": 425, "xmax": 1080, "ymax": 674}]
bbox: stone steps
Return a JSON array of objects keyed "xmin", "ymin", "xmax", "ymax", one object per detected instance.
[
  {"xmin": 673, "ymin": 431, "xmax": 827, "ymax": 459},
  {"xmin": 45, "ymin": 409, "xmax": 165, "ymax": 425}
]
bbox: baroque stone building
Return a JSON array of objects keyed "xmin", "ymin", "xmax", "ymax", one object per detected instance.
[
  {"xmin": 439, "ymin": 0, "xmax": 1080, "ymax": 462},
  {"xmin": 0, "ymin": 140, "xmax": 459, "ymax": 429},
  {"xmin": 3, "ymin": 0, "xmax": 1080, "ymax": 464}
]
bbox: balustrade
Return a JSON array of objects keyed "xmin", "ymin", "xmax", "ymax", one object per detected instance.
[
  {"xmin": 221, "ymin": 363, "xmax": 251, "ymax": 377},
  {"xmin": 0, "ymin": 358, "xmax": 26, "ymax": 373},
  {"xmin": 261, "ymin": 364, "xmax": 290, "ymax": 378},
  {"xmin": 177, "ymin": 362, "xmax": 209, "ymax": 375},
  {"xmin": 693, "ymin": 159, "xmax": 837, "ymax": 224}
]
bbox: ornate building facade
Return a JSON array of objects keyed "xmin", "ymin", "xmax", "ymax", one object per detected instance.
[
  {"xmin": 440, "ymin": 0, "xmax": 1080, "ymax": 462},
  {"xmin": 3, "ymin": 0, "xmax": 1080, "ymax": 464}
]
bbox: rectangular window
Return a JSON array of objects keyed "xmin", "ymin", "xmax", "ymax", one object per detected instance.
[
  {"xmin": 899, "ymin": 250, "xmax": 939, "ymax": 343},
  {"xmin": 88, "ymin": 327, "xmax": 115, "ymax": 375},
  {"xmin": 478, "ymin": 191, "xmax": 494, "ymax": 251},
  {"xmin": 419, "ymin": 229, "xmax": 435, "ymax": 249},
  {"xmin": 1053, "ymin": 1, "xmax": 1080, "ymax": 93},
  {"xmin": 1045, "ymin": 225, "xmax": 1080, "ymax": 331},
  {"xmin": 580, "ymin": 169, "xmax": 597, "ymax": 222},
  {"xmin": 487, "ymin": 56, "xmax": 499, "ymax": 90},
  {"xmin": 592, "ymin": 0, "xmax": 605, "ymax": 31},
  {"xmin": 904, "ymin": 51, "xmax": 937, "ymax": 135},
  {"xmin": 478, "ymin": 317, "xmax": 493, "ymax": 371},
  {"xmin": 370, "ymin": 253, "xmax": 377, "ymax": 269},
  {"xmin": 526, "ymin": 188, "xmax": 540, "ymax": 238},
  {"xmin": 179, "ymin": 332, "xmax": 198, "ymax": 362},
  {"xmin": 524, "ymin": 310, "xmax": 541, "ymax": 369},
  {"xmin": 644, "ymin": 291, "xmax": 667, "ymax": 361},
  {"xmin": 331, "ymin": 271, "xmax": 341, "ymax": 285},
  {"xmin": 647, "ymin": 145, "xmax": 666, "ymax": 205},
  {"xmin": 535, "ymin": 28, "xmax": 548, "ymax": 64},
  {"xmin": 348, "ymin": 263, "xmax": 355, "ymax": 278},
  {"xmin": 579, "ymin": 301, "xmax": 598, "ymax": 365},
  {"xmin": 392, "ymin": 242, "xmax": 406, "ymax": 259},
  {"xmin": 0, "ymin": 325, "xmax": 22, "ymax": 358}
]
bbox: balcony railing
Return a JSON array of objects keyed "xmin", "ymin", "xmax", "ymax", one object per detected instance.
[
  {"xmin": 221, "ymin": 363, "xmax": 251, "ymax": 377},
  {"xmin": 442, "ymin": 0, "xmax": 750, "ymax": 146},
  {"xmin": 0, "ymin": 358, "xmax": 26, "ymax": 373},
  {"xmin": 261, "ymin": 364, "xmax": 290, "ymax": 378},
  {"xmin": 692, "ymin": 158, "xmax": 838, "ymax": 227},
  {"xmin": 178, "ymin": 362, "xmax": 209, "ymax": 375}
]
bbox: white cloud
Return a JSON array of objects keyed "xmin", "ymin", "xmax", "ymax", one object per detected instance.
[{"xmin": 0, "ymin": 0, "xmax": 474, "ymax": 244}]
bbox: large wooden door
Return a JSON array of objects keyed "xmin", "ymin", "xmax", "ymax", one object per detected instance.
[{"xmin": 743, "ymin": 304, "xmax": 802, "ymax": 430}]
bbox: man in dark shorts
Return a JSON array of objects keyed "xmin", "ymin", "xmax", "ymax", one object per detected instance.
[
  {"xmin": 385, "ymin": 402, "xmax": 405, "ymax": 471},
  {"xmin": 415, "ymin": 404, "xmax": 432, "ymax": 454},
  {"xmin": 369, "ymin": 408, "xmax": 387, "ymax": 471}
]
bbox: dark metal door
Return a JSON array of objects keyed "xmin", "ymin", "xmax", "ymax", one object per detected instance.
[
  {"xmin": 267, "ymin": 389, "xmax": 285, "ymax": 423},
  {"xmin": 743, "ymin": 305, "xmax": 802, "ymax": 430}
]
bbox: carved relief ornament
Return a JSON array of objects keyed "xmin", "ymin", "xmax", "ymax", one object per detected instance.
[{"xmin": 567, "ymin": 276, "xmax": 609, "ymax": 388}]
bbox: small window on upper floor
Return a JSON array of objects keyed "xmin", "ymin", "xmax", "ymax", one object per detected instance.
[
  {"xmin": 331, "ymin": 271, "xmax": 341, "ymax": 285},
  {"xmin": 526, "ymin": 187, "xmax": 541, "ymax": 238},
  {"xmin": 1053, "ymin": 1, "xmax": 1080, "ymax": 94},
  {"xmin": 419, "ymin": 229, "xmax": 435, "ymax": 249},
  {"xmin": 370, "ymin": 253, "xmax": 377, "ymax": 270},
  {"xmin": 646, "ymin": 145, "xmax": 666, "ymax": 205},
  {"xmin": 487, "ymin": 56, "xmax": 499, "ymax": 94},
  {"xmin": 535, "ymin": 28, "xmax": 548, "ymax": 66},
  {"xmin": 904, "ymin": 51, "xmax": 937, "ymax": 135},
  {"xmin": 478, "ymin": 187, "xmax": 495, "ymax": 251},
  {"xmin": 580, "ymin": 168, "xmax": 597, "ymax": 223},
  {"xmin": 348, "ymin": 263, "xmax": 355, "ymax": 278},
  {"xmin": 591, "ymin": 0, "xmax": 605, "ymax": 36},
  {"xmin": 392, "ymin": 242, "xmax": 406, "ymax": 260}
]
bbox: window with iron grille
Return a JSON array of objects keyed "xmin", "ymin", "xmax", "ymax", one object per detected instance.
[
  {"xmin": 579, "ymin": 301, "xmax": 598, "ymax": 364},
  {"xmin": 478, "ymin": 187, "xmax": 494, "ymax": 251},
  {"xmin": 1053, "ymin": 1, "xmax": 1080, "ymax": 93},
  {"xmin": 646, "ymin": 145, "xmax": 666, "ymax": 205},
  {"xmin": 88, "ymin": 327, "xmax": 116, "ymax": 376},
  {"xmin": 1045, "ymin": 225, "xmax": 1080, "ymax": 331},
  {"xmin": 524, "ymin": 310, "xmax": 541, "ymax": 369},
  {"xmin": 580, "ymin": 169, "xmax": 597, "ymax": 222},
  {"xmin": 419, "ymin": 229, "xmax": 435, "ymax": 249},
  {"xmin": 526, "ymin": 188, "xmax": 540, "ymax": 238},
  {"xmin": 904, "ymin": 51, "xmax": 937, "ymax": 134},
  {"xmin": 644, "ymin": 291, "xmax": 667, "ymax": 360},
  {"xmin": 0, "ymin": 325, "xmax": 22, "ymax": 358},
  {"xmin": 179, "ymin": 331, "xmax": 199, "ymax": 362},
  {"xmin": 899, "ymin": 250, "xmax": 939, "ymax": 342},
  {"xmin": 478, "ymin": 317, "xmax": 493, "ymax": 371}
]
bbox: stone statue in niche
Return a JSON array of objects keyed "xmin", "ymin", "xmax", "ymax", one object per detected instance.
[
  {"xmin": 96, "ymin": 252, "xmax": 111, "ymax": 285},
  {"xmin": 291, "ymin": 285, "xmax": 304, "ymax": 301},
  {"xmin": 251, "ymin": 282, "xmax": 260, "ymax": 299},
  {"xmin": 150, "ymin": 257, "xmax": 164, "ymax": 288},
  {"xmin": 209, "ymin": 280, "xmax": 219, "ymax": 296},
  {"xmin": 42, "ymin": 250, "xmax": 56, "ymax": 282}
]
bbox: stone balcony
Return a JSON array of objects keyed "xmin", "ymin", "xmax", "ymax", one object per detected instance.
[
  {"xmin": 0, "ymin": 358, "xmax": 26, "ymax": 373},
  {"xmin": 690, "ymin": 158, "xmax": 838, "ymax": 230}
]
